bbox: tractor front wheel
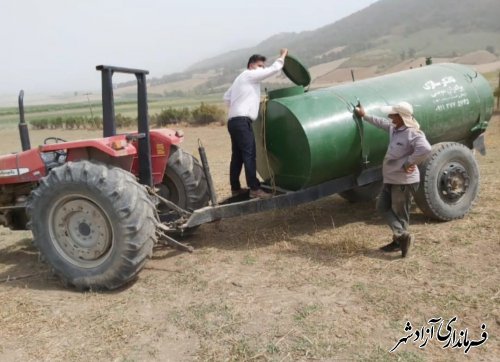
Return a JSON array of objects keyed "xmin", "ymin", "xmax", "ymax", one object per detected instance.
[{"xmin": 27, "ymin": 161, "xmax": 157, "ymax": 290}]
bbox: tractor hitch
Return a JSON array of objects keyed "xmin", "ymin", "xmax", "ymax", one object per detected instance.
[{"xmin": 156, "ymin": 223, "xmax": 194, "ymax": 253}]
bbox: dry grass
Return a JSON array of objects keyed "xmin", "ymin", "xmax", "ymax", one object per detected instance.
[{"xmin": 0, "ymin": 116, "xmax": 499, "ymax": 361}]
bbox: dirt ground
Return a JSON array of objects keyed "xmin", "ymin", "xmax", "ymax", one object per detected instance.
[{"xmin": 0, "ymin": 116, "xmax": 499, "ymax": 362}]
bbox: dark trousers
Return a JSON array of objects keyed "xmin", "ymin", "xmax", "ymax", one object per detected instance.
[
  {"xmin": 227, "ymin": 117, "xmax": 260, "ymax": 191},
  {"xmin": 376, "ymin": 183, "xmax": 419, "ymax": 238}
]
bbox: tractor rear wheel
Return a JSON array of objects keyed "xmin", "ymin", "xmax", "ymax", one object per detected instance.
[
  {"xmin": 157, "ymin": 146, "xmax": 210, "ymax": 236},
  {"xmin": 159, "ymin": 146, "xmax": 209, "ymax": 211},
  {"xmin": 27, "ymin": 161, "xmax": 157, "ymax": 290},
  {"xmin": 158, "ymin": 146, "xmax": 210, "ymax": 212},
  {"xmin": 414, "ymin": 142, "xmax": 479, "ymax": 221}
]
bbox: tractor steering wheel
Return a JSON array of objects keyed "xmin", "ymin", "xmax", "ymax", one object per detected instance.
[{"xmin": 43, "ymin": 137, "xmax": 67, "ymax": 144}]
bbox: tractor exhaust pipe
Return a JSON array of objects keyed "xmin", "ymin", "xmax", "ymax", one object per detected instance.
[{"xmin": 18, "ymin": 90, "xmax": 31, "ymax": 151}]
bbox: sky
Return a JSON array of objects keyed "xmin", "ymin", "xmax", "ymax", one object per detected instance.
[{"xmin": 0, "ymin": 0, "xmax": 378, "ymax": 95}]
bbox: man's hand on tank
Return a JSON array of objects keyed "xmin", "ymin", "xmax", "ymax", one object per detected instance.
[
  {"xmin": 280, "ymin": 48, "xmax": 288, "ymax": 58},
  {"xmin": 354, "ymin": 106, "xmax": 365, "ymax": 118}
]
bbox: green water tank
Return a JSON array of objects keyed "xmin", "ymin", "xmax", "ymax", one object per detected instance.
[{"xmin": 254, "ymin": 63, "xmax": 494, "ymax": 191}]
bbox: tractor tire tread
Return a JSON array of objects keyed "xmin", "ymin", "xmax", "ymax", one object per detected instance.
[
  {"xmin": 414, "ymin": 142, "xmax": 479, "ymax": 221},
  {"xmin": 27, "ymin": 160, "xmax": 158, "ymax": 291}
]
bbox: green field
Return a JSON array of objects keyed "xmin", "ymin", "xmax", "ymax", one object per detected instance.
[{"xmin": 0, "ymin": 93, "xmax": 225, "ymax": 127}]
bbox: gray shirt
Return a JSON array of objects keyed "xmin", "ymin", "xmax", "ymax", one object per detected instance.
[{"xmin": 363, "ymin": 115, "xmax": 432, "ymax": 185}]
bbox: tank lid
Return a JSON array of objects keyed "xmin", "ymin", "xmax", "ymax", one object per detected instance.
[{"xmin": 283, "ymin": 55, "xmax": 311, "ymax": 87}]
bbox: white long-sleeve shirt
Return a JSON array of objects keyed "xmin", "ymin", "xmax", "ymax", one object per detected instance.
[{"xmin": 223, "ymin": 58, "xmax": 285, "ymax": 121}]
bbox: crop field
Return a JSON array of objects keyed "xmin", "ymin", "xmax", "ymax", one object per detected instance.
[
  {"xmin": 0, "ymin": 114, "xmax": 499, "ymax": 361},
  {"xmin": 0, "ymin": 93, "xmax": 224, "ymax": 127}
]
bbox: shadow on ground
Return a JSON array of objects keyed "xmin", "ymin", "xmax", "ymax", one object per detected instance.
[
  {"xmin": 0, "ymin": 195, "xmax": 437, "ymax": 291},
  {"xmin": 0, "ymin": 237, "xmax": 63, "ymax": 291},
  {"xmin": 180, "ymin": 195, "xmax": 436, "ymax": 262}
]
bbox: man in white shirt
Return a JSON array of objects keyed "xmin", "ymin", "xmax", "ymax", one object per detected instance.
[{"xmin": 223, "ymin": 48, "xmax": 288, "ymax": 199}]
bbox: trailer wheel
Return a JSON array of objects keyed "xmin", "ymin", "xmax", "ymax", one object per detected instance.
[
  {"xmin": 27, "ymin": 161, "xmax": 157, "ymax": 290},
  {"xmin": 414, "ymin": 142, "xmax": 479, "ymax": 221},
  {"xmin": 158, "ymin": 146, "xmax": 209, "ymax": 212},
  {"xmin": 339, "ymin": 181, "xmax": 383, "ymax": 203}
]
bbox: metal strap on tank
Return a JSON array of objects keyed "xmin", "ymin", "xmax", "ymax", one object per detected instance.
[
  {"xmin": 352, "ymin": 103, "xmax": 370, "ymax": 168},
  {"xmin": 350, "ymin": 100, "xmax": 376, "ymax": 185},
  {"xmin": 260, "ymin": 95, "xmax": 277, "ymax": 194},
  {"xmin": 329, "ymin": 93, "xmax": 370, "ymax": 168},
  {"xmin": 329, "ymin": 93, "xmax": 372, "ymax": 186}
]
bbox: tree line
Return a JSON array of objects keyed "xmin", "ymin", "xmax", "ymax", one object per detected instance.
[{"xmin": 30, "ymin": 102, "xmax": 226, "ymax": 130}]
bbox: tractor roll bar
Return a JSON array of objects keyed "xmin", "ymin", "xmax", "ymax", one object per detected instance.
[{"xmin": 96, "ymin": 65, "xmax": 153, "ymax": 186}]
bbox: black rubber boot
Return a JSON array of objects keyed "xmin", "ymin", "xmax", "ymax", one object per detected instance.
[
  {"xmin": 379, "ymin": 235, "xmax": 401, "ymax": 252},
  {"xmin": 400, "ymin": 233, "xmax": 414, "ymax": 258}
]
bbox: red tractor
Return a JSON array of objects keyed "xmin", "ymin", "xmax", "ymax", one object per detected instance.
[{"xmin": 0, "ymin": 66, "xmax": 209, "ymax": 290}]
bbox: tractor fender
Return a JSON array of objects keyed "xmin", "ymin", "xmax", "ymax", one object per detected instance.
[
  {"xmin": 41, "ymin": 135, "xmax": 137, "ymax": 171},
  {"xmin": 130, "ymin": 129, "xmax": 185, "ymax": 185},
  {"xmin": 40, "ymin": 135, "xmax": 137, "ymax": 158}
]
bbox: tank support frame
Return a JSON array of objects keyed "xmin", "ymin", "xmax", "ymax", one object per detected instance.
[{"xmin": 180, "ymin": 166, "xmax": 382, "ymax": 229}]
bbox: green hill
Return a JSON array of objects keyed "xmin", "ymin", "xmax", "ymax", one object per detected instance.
[
  {"xmin": 188, "ymin": 0, "xmax": 500, "ymax": 72},
  {"xmin": 118, "ymin": 0, "xmax": 500, "ymax": 96}
]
